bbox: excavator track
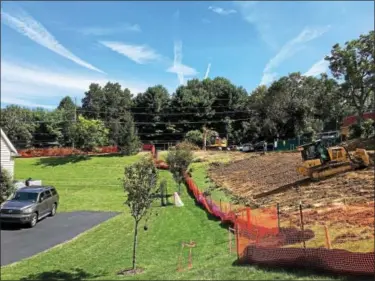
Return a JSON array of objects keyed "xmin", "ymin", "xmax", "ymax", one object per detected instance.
[{"xmin": 309, "ymin": 161, "xmax": 354, "ymax": 180}]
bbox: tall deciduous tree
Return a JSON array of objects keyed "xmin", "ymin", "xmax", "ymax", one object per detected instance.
[
  {"xmin": 123, "ymin": 157, "xmax": 158, "ymax": 270},
  {"xmin": 0, "ymin": 105, "xmax": 36, "ymax": 148},
  {"xmin": 325, "ymin": 31, "xmax": 374, "ymax": 122},
  {"xmin": 117, "ymin": 112, "xmax": 140, "ymax": 155},
  {"xmin": 73, "ymin": 115, "xmax": 109, "ymax": 151}
]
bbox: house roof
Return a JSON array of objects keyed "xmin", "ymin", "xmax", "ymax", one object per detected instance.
[{"xmin": 0, "ymin": 129, "xmax": 18, "ymax": 156}]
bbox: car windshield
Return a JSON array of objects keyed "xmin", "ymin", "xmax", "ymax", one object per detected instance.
[{"xmin": 12, "ymin": 192, "xmax": 38, "ymax": 202}]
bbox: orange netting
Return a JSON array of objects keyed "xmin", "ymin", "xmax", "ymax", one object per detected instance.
[{"xmin": 148, "ymin": 146, "xmax": 374, "ymax": 276}]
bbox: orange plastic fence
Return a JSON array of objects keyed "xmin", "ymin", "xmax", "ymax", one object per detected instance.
[{"xmin": 148, "ymin": 145, "xmax": 375, "ymax": 276}]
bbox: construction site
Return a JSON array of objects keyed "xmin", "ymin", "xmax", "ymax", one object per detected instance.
[{"xmin": 205, "ymin": 140, "xmax": 374, "ymax": 257}]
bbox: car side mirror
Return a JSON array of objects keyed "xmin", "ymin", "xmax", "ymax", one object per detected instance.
[{"xmin": 39, "ymin": 197, "xmax": 44, "ymax": 203}]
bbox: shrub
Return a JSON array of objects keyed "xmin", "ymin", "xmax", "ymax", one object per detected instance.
[
  {"xmin": 349, "ymin": 119, "xmax": 375, "ymax": 139},
  {"xmin": 349, "ymin": 123, "xmax": 364, "ymax": 139},
  {"xmin": 1, "ymin": 167, "xmax": 14, "ymax": 203},
  {"xmin": 184, "ymin": 130, "xmax": 203, "ymax": 146},
  {"xmin": 175, "ymin": 141, "xmax": 200, "ymax": 151}
]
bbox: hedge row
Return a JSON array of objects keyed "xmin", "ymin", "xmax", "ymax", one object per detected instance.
[{"xmin": 18, "ymin": 146, "xmax": 119, "ymax": 158}]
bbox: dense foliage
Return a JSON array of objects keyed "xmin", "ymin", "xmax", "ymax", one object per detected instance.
[
  {"xmin": 0, "ymin": 167, "xmax": 14, "ymax": 204},
  {"xmin": 1, "ymin": 31, "xmax": 373, "ymax": 150}
]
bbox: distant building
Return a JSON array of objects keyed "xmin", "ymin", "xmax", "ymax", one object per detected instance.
[
  {"xmin": 1, "ymin": 129, "xmax": 18, "ymax": 179},
  {"xmin": 341, "ymin": 112, "xmax": 375, "ymax": 139}
]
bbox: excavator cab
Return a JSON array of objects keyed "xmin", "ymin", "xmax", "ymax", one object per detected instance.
[{"xmin": 299, "ymin": 140, "xmax": 330, "ymax": 164}]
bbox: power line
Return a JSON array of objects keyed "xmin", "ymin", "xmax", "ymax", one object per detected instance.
[{"xmin": 15, "ymin": 118, "xmax": 252, "ymax": 125}]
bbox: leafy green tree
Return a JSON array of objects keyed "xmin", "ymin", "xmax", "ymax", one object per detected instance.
[
  {"xmin": 132, "ymin": 85, "xmax": 170, "ymax": 143},
  {"xmin": 32, "ymin": 108, "xmax": 64, "ymax": 147},
  {"xmin": 0, "ymin": 105, "xmax": 36, "ymax": 148},
  {"xmin": 1, "ymin": 167, "xmax": 14, "ymax": 204},
  {"xmin": 73, "ymin": 115, "xmax": 109, "ymax": 151},
  {"xmin": 166, "ymin": 147, "xmax": 193, "ymax": 194},
  {"xmin": 123, "ymin": 156, "xmax": 159, "ymax": 270},
  {"xmin": 325, "ymin": 31, "xmax": 374, "ymax": 122},
  {"xmin": 184, "ymin": 130, "xmax": 203, "ymax": 146}
]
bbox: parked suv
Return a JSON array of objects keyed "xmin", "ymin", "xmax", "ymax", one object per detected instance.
[{"xmin": 0, "ymin": 186, "xmax": 59, "ymax": 228}]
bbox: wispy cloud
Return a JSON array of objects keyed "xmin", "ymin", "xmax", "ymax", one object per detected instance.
[
  {"xmin": 99, "ymin": 41, "xmax": 161, "ymax": 64},
  {"xmin": 303, "ymin": 58, "xmax": 329, "ymax": 77},
  {"xmin": 233, "ymin": 1, "xmax": 279, "ymax": 49},
  {"xmin": 208, "ymin": 6, "xmax": 237, "ymax": 15},
  {"xmin": 260, "ymin": 25, "xmax": 331, "ymax": 85},
  {"xmin": 166, "ymin": 41, "xmax": 198, "ymax": 85},
  {"xmin": 77, "ymin": 23, "xmax": 141, "ymax": 36},
  {"xmin": 1, "ymin": 60, "xmax": 151, "ymax": 108},
  {"xmin": 202, "ymin": 18, "xmax": 211, "ymax": 24},
  {"xmin": 1, "ymin": 9, "xmax": 104, "ymax": 73},
  {"xmin": 204, "ymin": 63, "xmax": 211, "ymax": 79}
]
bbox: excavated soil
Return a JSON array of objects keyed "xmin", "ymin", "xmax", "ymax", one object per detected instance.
[{"xmin": 208, "ymin": 152, "xmax": 374, "ymax": 210}]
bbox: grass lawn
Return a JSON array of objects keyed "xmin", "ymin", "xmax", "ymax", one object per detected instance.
[{"xmin": 1, "ymin": 154, "xmax": 341, "ymax": 280}]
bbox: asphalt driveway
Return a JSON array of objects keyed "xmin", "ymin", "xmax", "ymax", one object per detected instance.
[{"xmin": 0, "ymin": 211, "xmax": 119, "ymax": 266}]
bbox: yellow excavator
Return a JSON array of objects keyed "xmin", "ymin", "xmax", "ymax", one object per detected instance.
[{"xmin": 296, "ymin": 140, "xmax": 370, "ymax": 180}]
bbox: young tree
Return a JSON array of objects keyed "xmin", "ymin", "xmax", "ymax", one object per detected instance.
[
  {"xmin": 325, "ymin": 31, "xmax": 374, "ymax": 123},
  {"xmin": 1, "ymin": 167, "xmax": 15, "ymax": 204},
  {"xmin": 73, "ymin": 115, "xmax": 109, "ymax": 151},
  {"xmin": 123, "ymin": 157, "xmax": 159, "ymax": 270},
  {"xmin": 166, "ymin": 147, "xmax": 193, "ymax": 194}
]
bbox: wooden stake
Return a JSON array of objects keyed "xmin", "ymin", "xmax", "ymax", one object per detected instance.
[
  {"xmin": 324, "ymin": 225, "xmax": 332, "ymax": 249},
  {"xmin": 299, "ymin": 203, "xmax": 306, "ymax": 249}
]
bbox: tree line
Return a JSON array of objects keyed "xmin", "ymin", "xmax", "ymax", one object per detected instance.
[{"xmin": 1, "ymin": 31, "xmax": 373, "ymax": 153}]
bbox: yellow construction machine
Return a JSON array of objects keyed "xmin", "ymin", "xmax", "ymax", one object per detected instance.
[
  {"xmin": 206, "ymin": 136, "xmax": 228, "ymax": 150},
  {"xmin": 296, "ymin": 140, "xmax": 370, "ymax": 180}
]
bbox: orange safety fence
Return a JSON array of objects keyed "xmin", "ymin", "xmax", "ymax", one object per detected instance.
[{"xmin": 148, "ymin": 145, "xmax": 374, "ymax": 276}]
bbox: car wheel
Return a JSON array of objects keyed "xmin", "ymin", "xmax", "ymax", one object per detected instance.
[
  {"xmin": 50, "ymin": 203, "xmax": 57, "ymax": 217},
  {"xmin": 29, "ymin": 212, "xmax": 38, "ymax": 228}
]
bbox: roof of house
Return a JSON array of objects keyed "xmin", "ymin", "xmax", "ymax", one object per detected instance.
[{"xmin": 0, "ymin": 129, "xmax": 18, "ymax": 156}]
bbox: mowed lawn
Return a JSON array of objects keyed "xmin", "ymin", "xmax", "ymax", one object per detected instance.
[{"xmin": 1, "ymin": 154, "xmax": 339, "ymax": 280}]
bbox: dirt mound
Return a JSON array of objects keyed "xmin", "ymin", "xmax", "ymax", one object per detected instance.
[
  {"xmin": 208, "ymin": 152, "xmax": 307, "ymax": 199},
  {"xmin": 343, "ymin": 137, "xmax": 375, "ymax": 151},
  {"xmin": 209, "ymin": 152, "xmax": 374, "ymax": 210}
]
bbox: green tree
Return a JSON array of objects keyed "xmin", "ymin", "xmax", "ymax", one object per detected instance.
[
  {"xmin": 32, "ymin": 108, "xmax": 64, "ymax": 147},
  {"xmin": 73, "ymin": 115, "xmax": 109, "ymax": 151},
  {"xmin": 184, "ymin": 130, "xmax": 203, "ymax": 146},
  {"xmin": 0, "ymin": 167, "xmax": 14, "ymax": 204},
  {"xmin": 166, "ymin": 147, "xmax": 193, "ymax": 194},
  {"xmin": 123, "ymin": 156, "xmax": 159, "ymax": 270},
  {"xmin": 325, "ymin": 31, "xmax": 374, "ymax": 122},
  {"xmin": 132, "ymin": 85, "xmax": 170, "ymax": 143},
  {"xmin": 0, "ymin": 105, "xmax": 36, "ymax": 148},
  {"xmin": 116, "ymin": 112, "xmax": 140, "ymax": 155},
  {"xmin": 57, "ymin": 96, "xmax": 77, "ymax": 146}
]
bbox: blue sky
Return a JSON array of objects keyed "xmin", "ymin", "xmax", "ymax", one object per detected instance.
[{"xmin": 1, "ymin": 1, "xmax": 374, "ymax": 109}]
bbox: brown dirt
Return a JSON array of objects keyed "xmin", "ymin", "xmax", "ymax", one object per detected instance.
[
  {"xmin": 208, "ymin": 152, "xmax": 374, "ymax": 210},
  {"xmin": 117, "ymin": 268, "xmax": 144, "ymax": 276}
]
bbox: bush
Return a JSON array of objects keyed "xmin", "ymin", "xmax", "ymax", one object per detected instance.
[
  {"xmin": 349, "ymin": 123, "xmax": 364, "ymax": 139},
  {"xmin": 349, "ymin": 119, "xmax": 375, "ymax": 139},
  {"xmin": 18, "ymin": 146, "xmax": 119, "ymax": 158},
  {"xmin": 1, "ymin": 167, "xmax": 14, "ymax": 203},
  {"xmin": 362, "ymin": 119, "xmax": 375, "ymax": 138},
  {"xmin": 184, "ymin": 130, "xmax": 203, "ymax": 146},
  {"xmin": 175, "ymin": 141, "xmax": 200, "ymax": 151}
]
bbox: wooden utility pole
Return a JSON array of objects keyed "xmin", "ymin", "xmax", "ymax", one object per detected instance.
[{"xmin": 203, "ymin": 125, "xmax": 207, "ymax": 151}]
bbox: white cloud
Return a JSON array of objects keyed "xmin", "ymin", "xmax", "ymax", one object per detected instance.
[
  {"xmin": 166, "ymin": 41, "xmax": 198, "ymax": 85},
  {"xmin": 1, "ymin": 9, "xmax": 104, "ymax": 74},
  {"xmin": 209, "ymin": 6, "xmax": 237, "ymax": 15},
  {"xmin": 77, "ymin": 24, "xmax": 141, "ymax": 36},
  {"xmin": 100, "ymin": 41, "xmax": 160, "ymax": 64},
  {"xmin": 260, "ymin": 72, "xmax": 278, "ymax": 86},
  {"xmin": 260, "ymin": 26, "xmax": 331, "ymax": 85},
  {"xmin": 1, "ymin": 60, "xmax": 151, "ymax": 108},
  {"xmin": 204, "ymin": 63, "xmax": 211, "ymax": 79},
  {"xmin": 1, "ymin": 97, "xmax": 56, "ymax": 109},
  {"xmin": 303, "ymin": 58, "xmax": 329, "ymax": 77}
]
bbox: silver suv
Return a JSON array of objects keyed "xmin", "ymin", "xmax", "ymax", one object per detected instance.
[{"xmin": 0, "ymin": 186, "xmax": 59, "ymax": 228}]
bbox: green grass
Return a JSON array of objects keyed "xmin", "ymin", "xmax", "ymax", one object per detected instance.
[{"xmin": 1, "ymin": 154, "xmax": 341, "ymax": 280}]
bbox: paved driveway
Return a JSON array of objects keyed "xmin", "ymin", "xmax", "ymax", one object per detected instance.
[{"xmin": 1, "ymin": 211, "xmax": 119, "ymax": 266}]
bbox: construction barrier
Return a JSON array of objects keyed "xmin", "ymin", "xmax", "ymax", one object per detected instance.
[{"xmin": 149, "ymin": 145, "xmax": 375, "ymax": 276}]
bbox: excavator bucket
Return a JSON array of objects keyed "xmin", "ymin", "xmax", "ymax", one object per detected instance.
[{"xmin": 353, "ymin": 148, "xmax": 370, "ymax": 167}]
